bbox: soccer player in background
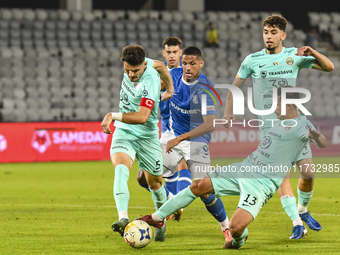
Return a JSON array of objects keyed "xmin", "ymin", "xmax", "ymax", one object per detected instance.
[
  {"xmin": 157, "ymin": 46, "xmax": 232, "ymax": 241},
  {"xmin": 101, "ymin": 44, "xmax": 174, "ymax": 241},
  {"xmin": 223, "ymin": 14, "xmax": 334, "ymax": 239},
  {"xmin": 138, "ymin": 87, "xmax": 327, "ymax": 249},
  {"xmin": 161, "ymin": 37, "xmax": 192, "ymax": 207}
]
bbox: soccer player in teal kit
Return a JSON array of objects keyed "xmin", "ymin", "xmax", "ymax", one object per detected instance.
[
  {"xmin": 101, "ymin": 44, "xmax": 173, "ymax": 241},
  {"xmin": 223, "ymin": 15, "xmax": 334, "ymax": 239},
  {"xmin": 137, "ymin": 87, "xmax": 327, "ymax": 249}
]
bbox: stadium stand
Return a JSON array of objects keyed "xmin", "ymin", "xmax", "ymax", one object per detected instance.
[{"xmin": 0, "ymin": 9, "xmax": 339, "ymax": 122}]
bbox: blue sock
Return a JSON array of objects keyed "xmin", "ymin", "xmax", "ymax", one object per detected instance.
[
  {"xmin": 165, "ymin": 171, "xmax": 178, "ymax": 195},
  {"xmin": 201, "ymin": 194, "xmax": 227, "ymax": 223},
  {"xmin": 177, "ymin": 169, "xmax": 192, "ymax": 193}
]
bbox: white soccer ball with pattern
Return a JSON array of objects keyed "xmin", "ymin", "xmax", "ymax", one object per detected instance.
[{"xmin": 123, "ymin": 220, "xmax": 152, "ymax": 248}]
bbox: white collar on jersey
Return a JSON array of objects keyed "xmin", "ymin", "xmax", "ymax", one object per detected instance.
[{"xmin": 181, "ymin": 76, "xmax": 198, "ymax": 86}]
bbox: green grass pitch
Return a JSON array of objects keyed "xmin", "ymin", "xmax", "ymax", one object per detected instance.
[{"xmin": 1, "ymin": 157, "xmax": 339, "ymax": 254}]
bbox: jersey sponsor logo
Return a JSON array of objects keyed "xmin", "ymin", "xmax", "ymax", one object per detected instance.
[
  {"xmin": 260, "ymin": 70, "xmax": 267, "ymax": 78},
  {"xmin": 260, "ymin": 136, "xmax": 272, "ymax": 149},
  {"xmin": 192, "ymin": 95, "xmax": 199, "ymax": 104},
  {"xmin": 0, "ymin": 134, "xmax": 7, "ymax": 152},
  {"xmin": 120, "ymin": 91, "xmax": 130, "ymax": 105},
  {"xmin": 286, "ymin": 57, "xmax": 294, "ymax": 66},
  {"xmin": 268, "ymin": 70, "xmax": 293, "ymax": 76},
  {"xmin": 259, "ymin": 64, "xmax": 266, "ymax": 68},
  {"xmin": 171, "ymin": 101, "xmax": 200, "ymax": 115},
  {"xmin": 273, "ymin": 62, "xmax": 279, "ymax": 66},
  {"xmin": 122, "ymin": 80, "xmax": 135, "ymax": 96}
]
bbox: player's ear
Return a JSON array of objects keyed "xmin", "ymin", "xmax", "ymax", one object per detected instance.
[
  {"xmin": 179, "ymin": 49, "xmax": 183, "ymax": 56},
  {"xmin": 199, "ymin": 60, "xmax": 204, "ymax": 68},
  {"xmin": 162, "ymin": 50, "xmax": 166, "ymax": 57},
  {"xmin": 281, "ymin": 31, "xmax": 287, "ymax": 41}
]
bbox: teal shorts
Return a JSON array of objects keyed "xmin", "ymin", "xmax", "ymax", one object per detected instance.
[
  {"xmin": 208, "ymin": 163, "xmax": 275, "ymax": 219},
  {"xmin": 110, "ymin": 128, "xmax": 163, "ymax": 176},
  {"xmin": 260, "ymin": 127, "xmax": 312, "ymax": 162}
]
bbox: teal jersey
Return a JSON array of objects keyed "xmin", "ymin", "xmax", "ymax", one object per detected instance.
[
  {"xmin": 242, "ymin": 117, "xmax": 315, "ymax": 190},
  {"xmin": 238, "ymin": 47, "xmax": 315, "ymax": 130},
  {"xmin": 114, "ymin": 60, "xmax": 161, "ymax": 138}
]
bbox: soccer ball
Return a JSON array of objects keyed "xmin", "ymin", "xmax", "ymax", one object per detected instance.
[{"xmin": 123, "ymin": 220, "xmax": 152, "ymax": 248}]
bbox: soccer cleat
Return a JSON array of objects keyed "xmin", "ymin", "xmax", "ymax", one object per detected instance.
[
  {"xmin": 223, "ymin": 236, "xmax": 248, "ymax": 249},
  {"xmin": 299, "ymin": 211, "xmax": 322, "ymax": 231},
  {"xmin": 111, "ymin": 218, "xmax": 129, "ymax": 237},
  {"xmin": 136, "ymin": 214, "xmax": 165, "ymax": 228},
  {"xmin": 222, "ymin": 228, "xmax": 233, "ymax": 242},
  {"xmin": 172, "ymin": 209, "xmax": 183, "ymax": 221},
  {"xmin": 289, "ymin": 225, "xmax": 307, "ymax": 239},
  {"xmin": 154, "ymin": 222, "xmax": 166, "ymax": 241}
]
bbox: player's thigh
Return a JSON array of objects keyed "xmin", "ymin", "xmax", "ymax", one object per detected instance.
[
  {"xmin": 296, "ymin": 156, "xmax": 314, "ymax": 179},
  {"xmin": 238, "ymin": 178, "xmax": 269, "ymax": 220},
  {"xmin": 136, "ymin": 136, "xmax": 163, "ymax": 177},
  {"xmin": 177, "ymin": 159, "xmax": 188, "ymax": 171},
  {"xmin": 160, "ymin": 131, "xmax": 183, "ymax": 177},
  {"xmin": 208, "ymin": 164, "xmax": 241, "ymax": 197}
]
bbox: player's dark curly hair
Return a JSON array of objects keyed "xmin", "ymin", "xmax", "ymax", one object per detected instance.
[
  {"xmin": 182, "ymin": 46, "xmax": 202, "ymax": 59},
  {"xmin": 120, "ymin": 44, "xmax": 146, "ymax": 66},
  {"xmin": 263, "ymin": 14, "xmax": 288, "ymax": 31},
  {"xmin": 163, "ymin": 36, "xmax": 182, "ymax": 49}
]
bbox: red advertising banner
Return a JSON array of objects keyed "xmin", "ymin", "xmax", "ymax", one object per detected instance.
[
  {"xmin": 0, "ymin": 119, "xmax": 339, "ymax": 163},
  {"xmin": 0, "ymin": 122, "xmax": 113, "ymax": 163}
]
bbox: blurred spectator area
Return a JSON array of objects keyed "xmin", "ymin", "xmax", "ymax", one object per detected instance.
[{"xmin": 0, "ymin": 9, "xmax": 339, "ymax": 122}]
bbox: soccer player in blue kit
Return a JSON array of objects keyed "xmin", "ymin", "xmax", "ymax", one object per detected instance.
[
  {"xmin": 223, "ymin": 14, "xmax": 334, "ymax": 239},
  {"xmin": 158, "ymin": 46, "xmax": 232, "ymax": 241},
  {"xmin": 137, "ymin": 87, "xmax": 327, "ymax": 249}
]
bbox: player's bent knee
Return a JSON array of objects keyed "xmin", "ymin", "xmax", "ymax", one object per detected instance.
[{"xmin": 189, "ymin": 180, "xmax": 202, "ymax": 196}]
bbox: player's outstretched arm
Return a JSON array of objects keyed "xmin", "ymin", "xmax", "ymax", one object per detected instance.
[
  {"xmin": 152, "ymin": 60, "xmax": 174, "ymax": 101},
  {"xmin": 296, "ymin": 46, "xmax": 334, "ymax": 72},
  {"xmin": 223, "ymin": 74, "xmax": 245, "ymax": 128},
  {"xmin": 166, "ymin": 114, "xmax": 216, "ymax": 153},
  {"xmin": 308, "ymin": 128, "xmax": 327, "ymax": 148}
]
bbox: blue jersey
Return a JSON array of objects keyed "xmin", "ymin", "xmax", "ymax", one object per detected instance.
[
  {"xmin": 169, "ymin": 68, "xmax": 216, "ymax": 144},
  {"xmin": 160, "ymin": 61, "xmax": 182, "ymax": 133}
]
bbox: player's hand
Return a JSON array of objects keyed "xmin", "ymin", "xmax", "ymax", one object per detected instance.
[
  {"xmin": 223, "ymin": 114, "xmax": 235, "ymax": 128},
  {"xmin": 166, "ymin": 137, "xmax": 180, "ymax": 153},
  {"xmin": 161, "ymin": 90, "xmax": 174, "ymax": 101},
  {"xmin": 101, "ymin": 113, "xmax": 113, "ymax": 134},
  {"xmin": 308, "ymin": 128, "xmax": 320, "ymax": 140},
  {"xmin": 295, "ymin": 46, "xmax": 315, "ymax": 57}
]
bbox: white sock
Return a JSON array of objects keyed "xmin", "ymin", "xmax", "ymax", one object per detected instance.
[
  {"xmin": 297, "ymin": 203, "xmax": 308, "ymax": 214},
  {"xmin": 151, "ymin": 213, "xmax": 163, "ymax": 221},
  {"xmin": 119, "ymin": 211, "xmax": 128, "ymax": 220},
  {"xmin": 167, "ymin": 192, "xmax": 173, "ymax": 200},
  {"xmin": 293, "ymin": 217, "xmax": 303, "ymax": 226},
  {"xmin": 219, "ymin": 218, "xmax": 229, "ymax": 231}
]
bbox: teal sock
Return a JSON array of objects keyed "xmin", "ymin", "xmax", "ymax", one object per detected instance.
[
  {"xmin": 113, "ymin": 164, "xmax": 130, "ymax": 214},
  {"xmin": 232, "ymin": 227, "xmax": 248, "ymax": 248},
  {"xmin": 297, "ymin": 187, "xmax": 313, "ymax": 207},
  {"xmin": 150, "ymin": 185, "xmax": 167, "ymax": 210},
  {"xmin": 281, "ymin": 197, "xmax": 299, "ymax": 221},
  {"xmin": 156, "ymin": 187, "xmax": 198, "ymax": 219}
]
